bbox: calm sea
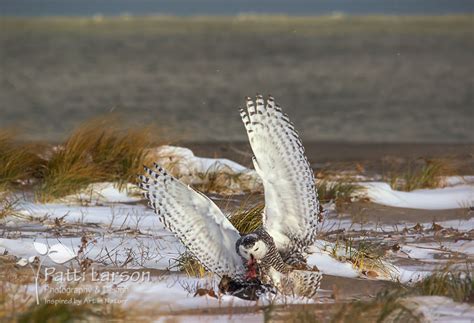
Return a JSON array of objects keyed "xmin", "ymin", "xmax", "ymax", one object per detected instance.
[
  {"xmin": 1, "ymin": 2, "xmax": 473, "ymax": 143},
  {"xmin": 1, "ymin": 0, "xmax": 473, "ymax": 17}
]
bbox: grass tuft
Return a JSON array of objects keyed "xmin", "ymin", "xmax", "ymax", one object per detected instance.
[
  {"xmin": 82, "ymin": 118, "xmax": 157, "ymax": 187},
  {"xmin": 229, "ymin": 203, "xmax": 264, "ymax": 234},
  {"xmin": 35, "ymin": 140, "xmax": 104, "ymax": 203},
  {"xmin": 193, "ymin": 170, "xmax": 257, "ymax": 195},
  {"xmin": 17, "ymin": 294, "xmax": 94, "ymax": 323},
  {"xmin": 332, "ymin": 287, "xmax": 419, "ymax": 323},
  {"xmin": 0, "ymin": 194, "xmax": 22, "ymax": 219},
  {"xmin": 316, "ymin": 179, "xmax": 359, "ymax": 207},
  {"xmin": 329, "ymin": 238, "xmax": 393, "ymax": 278},
  {"xmin": 387, "ymin": 159, "xmax": 455, "ymax": 191},
  {"xmin": 0, "ymin": 131, "xmax": 43, "ymax": 192},
  {"xmin": 415, "ymin": 267, "xmax": 473, "ymax": 302},
  {"xmin": 15, "ymin": 292, "xmax": 129, "ymax": 322},
  {"xmin": 174, "ymin": 252, "xmax": 208, "ymax": 278},
  {"xmin": 35, "ymin": 117, "xmax": 157, "ymax": 202}
]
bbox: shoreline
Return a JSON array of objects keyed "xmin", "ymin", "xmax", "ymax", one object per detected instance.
[{"xmin": 185, "ymin": 141, "xmax": 474, "ymax": 161}]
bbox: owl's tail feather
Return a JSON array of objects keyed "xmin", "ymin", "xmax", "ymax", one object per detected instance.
[{"xmin": 288, "ymin": 270, "xmax": 322, "ymax": 299}]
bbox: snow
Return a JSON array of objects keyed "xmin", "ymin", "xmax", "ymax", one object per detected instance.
[
  {"xmin": 0, "ymin": 234, "xmax": 181, "ymax": 269},
  {"xmin": 67, "ymin": 182, "xmax": 142, "ymax": 204},
  {"xmin": 2, "ymin": 177, "xmax": 472, "ymax": 287},
  {"xmin": 398, "ymin": 241, "xmax": 474, "ymax": 261},
  {"xmin": 443, "ymin": 176, "xmax": 474, "ymax": 187},
  {"xmin": 0, "ymin": 238, "xmax": 39, "ymax": 258},
  {"xmin": 123, "ymin": 274, "xmax": 316, "ymax": 311},
  {"xmin": 152, "ymin": 145, "xmax": 249, "ymax": 174},
  {"xmin": 399, "ymin": 244, "xmax": 447, "ymax": 261},
  {"xmin": 26, "ymin": 182, "xmax": 143, "ymax": 205},
  {"xmin": 389, "ymin": 240, "xmax": 474, "ymax": 283},
  {"xmin": 321, "ymin": 209, "xmax": 474, "ymax": 233},
  {"xmin": 307, "ymin": 252, "xmax": 359, "ymax": 278},
  {"xmin": 2, "ymin": 145, "xmax": 474, "ymax": 317},
  {"xmin": 360, "ymin": 182, "xmax": 474, "ymax": 210},
  {"xmin": 308, "ymin": 240, "xmax": 399, "ymax": 280},
  {"xmin": 17, "ymin": 201, "xmax": 164, "ymax": 233},
  {"xmin": 397, "ymin": 268, "xmax": 431, "ymax": 284},
  {"xmin": 149, "ymin": 145, "xmax": 262, "ymax": 194},
  {"xmin": 399, "ymin": 296, "xmax": 474, "ymax": 322},
  {"xmin": 12, "ymin": 190, "xmax": 474, "ymax": 284}
]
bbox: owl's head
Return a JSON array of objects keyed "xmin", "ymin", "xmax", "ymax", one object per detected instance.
[{"xmin": 236, "ymin": 233, "xmax": 268, "ymax": 261}]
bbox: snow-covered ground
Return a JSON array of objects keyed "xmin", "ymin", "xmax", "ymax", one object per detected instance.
[
  {"xmin": 2, "ymin": 169, "xmax": 473, "ymax": 279},
  {"xmin": 148, "ymin": 145, "xmax": 262, "ymax": 195},
  {"xmin": 360, "ymin": 182, "xmax": 474, "ymax": 210},
  {"xmin": 1, "ymin": 148, "xmax": 474, "ymax": 320},
  {"xmin": 398, "ymin": 296, "xmax": 474, "ymax": 322},
  {"xmin": 2, "ymin": 185, "xmax": 473, "ymax": 289}
]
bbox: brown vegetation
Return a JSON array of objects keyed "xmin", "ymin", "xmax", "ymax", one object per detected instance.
[
  {"xmin": 0, "ymin": 117, "xmax": 160, "ymax": 202},
  {"xmin": 333, "ymin": 266, "xmax": 473, "ymax": 322},
  {"xmin": 386, "ymin": 158, "xmax": 456, "ymax": 192},
  {"xmin": 0, "ymin": 131, "xmax": 43, "ymax": 192}
]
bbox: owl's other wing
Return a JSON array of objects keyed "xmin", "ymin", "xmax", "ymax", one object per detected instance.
[
  {"xmin": 138, "ymin": 164, "xmax": 245, "ymax": 279},
  {"xmin": 240, "ymin": 95, "xmax": 320, "ymax": 252}
]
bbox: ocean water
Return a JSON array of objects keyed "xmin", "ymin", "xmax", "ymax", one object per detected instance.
[
  {"xmin": 1, "ymin": 12, "xmax": 473, "ymax": 143},
  {"xmin": 1, "ymin": 0, "xmax": 473, "ymax": 17}
]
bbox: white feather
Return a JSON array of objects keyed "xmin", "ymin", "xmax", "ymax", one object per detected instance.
[
  {"xmin": 138, "ymin": 164, "xmax": 245, "ymax": 279},
  {"xmin": 240, "ymin": 95, "xmax": 320, "ymax": 252}
]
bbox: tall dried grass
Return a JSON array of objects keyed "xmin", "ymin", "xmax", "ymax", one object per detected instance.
[
  {"xmin": 0, "ymin": 194, "xmax": 22, "ymax": 220},
  {"xmin": 387, "ymin": 159, "xmax": 455, "ymax": 192},
  {"xmin": 230, "ymin": 203, "xmax": 264, "ymax": 234},
  {"xmin": 36, "ymin": 117, "xmax": 158, "ymax": 202},
  {"xmin": 317, "ymin": 179, "xmax": 359, "ymax": 208},
  {"xmin": 0, "ymin": 131, "xmax": 42, "ymax": 191},
  {"xmin": 416, "ymin": 266, "xmax": 473, "ymax": 302},
  {"xmin": 174, "ymin": 251, "xmax": 208, "ymax": 278},
  {"xmin": 321, "ymin": 237, "xmax": 395, "ymax": 279}
]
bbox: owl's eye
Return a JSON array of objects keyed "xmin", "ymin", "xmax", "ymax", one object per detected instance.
[{"xmin": 254, "ymin": 247, "xmax": 259, "ymax": 251}]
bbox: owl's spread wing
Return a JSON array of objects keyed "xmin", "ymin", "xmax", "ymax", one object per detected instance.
[
  {"xmin": 240, "ymin": 95, "xmax": 320, "ymax": 252},
  {"xmin": 138, "ymin": 164, "xmax": 245, "ymax": 279}
]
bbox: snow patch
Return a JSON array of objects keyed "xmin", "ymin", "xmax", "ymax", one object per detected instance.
[
  {"xmin": 399, "ymin": 296, "xmax": 474, "ymax": 322},
  {"xmin": 149, "ymin": 145, "xmax": 262, "ymax": 194},
  {"xmin": 308, "ymin": 240, "xmax": 399, "ymax": 281},
  {"xmin": 360, "ymin": 182, "xmax": 474, "ymax": 210},
  {"xmin": 59, "ymin": 182, "xmax": 142, "ymax": 205},
  {"xmin": 307, "ymin": 252, "xmax": 359, "ymax": 278},
  {"xmin": 124, "ymin": 274, "xmax": 316, "ymax": 311}
]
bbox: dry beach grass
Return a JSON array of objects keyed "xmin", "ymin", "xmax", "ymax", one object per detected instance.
[
  {"xmin": 0, "ymin": 118, "xmax": 160, "ymax": 202},
  {"xmin": 385, "ymin": 158, "xmax": 458, "ymax": 192},
  {"xmin": 0, "ymin": 131, "xmax": 43, "ymax": 192},
  {"xmin": 35, "ymin": 117, "xmax": 159, "ymax": 202}
]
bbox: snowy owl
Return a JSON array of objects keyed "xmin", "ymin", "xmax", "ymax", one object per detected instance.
[{"xmin": 138, "ymin": 95, "xmax": 322, "ymax": 298}]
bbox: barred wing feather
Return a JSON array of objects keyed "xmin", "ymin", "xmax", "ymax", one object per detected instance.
[
  {"xmin": 240, "ymin": 95, "xmax": 320, "ymax": 252},
  {"xmin": 138, "ymin": 165, "xmax": 245, "ymax": 279}
]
